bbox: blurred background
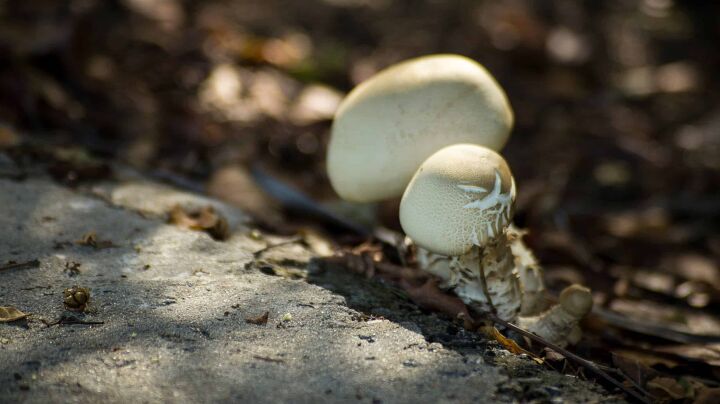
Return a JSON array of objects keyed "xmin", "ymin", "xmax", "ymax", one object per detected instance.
[{"xmin": 1, "ymin": 0, "xmax": 720, "ymax": 388}]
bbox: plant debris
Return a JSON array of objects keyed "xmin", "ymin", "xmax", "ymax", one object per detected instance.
[
  {"xmin": 44, "ymin": 314, "xmax": 104, "ymax": 326},
  {"xmin": 75, "ymin": 232, "xmax": 115, "ymax": 249},
  {"xmin": 0, "ymin": 306, "xmax": 30, "ymax": 323},
  {"xmin": 63, "ymin": 261, "xmax": 82, "ymax": 277},
  {"xmin": 168, "ymin": 205, "xmax": 230, "ymax": 241},
  {"xmin": 245, "ymin": 311, "xmax": 269, "ymax": 325},
  {"xmin": 46, "ymin": 148, "xmax": 112, "ymax": 187},
  {"xmin": 63, "ymin": 286, "xmax": 91, "ymax": 312},
  {"xmin": 0, "ymin": 259, "xmax": 39, "ymax": 272}
]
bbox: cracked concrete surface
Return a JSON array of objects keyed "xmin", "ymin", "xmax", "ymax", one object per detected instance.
[{"xmin": 0, "ymin": 172, "xmax": 616, "ymax": 403}]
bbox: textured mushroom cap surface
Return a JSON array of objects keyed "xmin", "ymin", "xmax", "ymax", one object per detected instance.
[
  {"xmin": 400, "ymin": 144, "xmax": 515, "ymax": 256},
  {"xmin": 327, "ymin": 54, "xmax": 514, "ymax": 202}
]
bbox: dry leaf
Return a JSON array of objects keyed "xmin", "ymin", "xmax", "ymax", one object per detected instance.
[
  {"xmin": 0, "ymin": 306, "xmax": 30, "ymax": 322},
  {"xmin": 694, "ymin": 387, "xmax": 720, "ymax": 404},
  {"xmin": 482, "ymin": 325, "xmax": 541, "ymax": 362},
  {"xmin": 168, "ymin": 205, "xmax": 230, "ymax": 240},
  {"xmin": 654, "ymin": 344, "xmax": 720, "ymax": 367},
  {"xmin": 245, "ymin": 311, "xmax": 269, "ymax": 325},
  {"xmin": 0, "ymin": 124, "xmax": 20, "ymax": 148},
  {"xmin": 647, "ymin": 376, "xmax": 687, "ymax": 400},
  {"xmin": 75, "ymin": 231, "xmax": 115, "ymax": 249},
  {"xmin": 611, "ymin": 351, "xmax": 665, "ymax": 386}
]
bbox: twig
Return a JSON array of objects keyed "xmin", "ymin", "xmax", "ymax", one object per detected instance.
[
  {"xmin": 44, "ymin": 315, "xmax": 105, "ymax": 326},
  {"xmin": 330, "ymin": 252, "xmax": 650, "ymax": 403},
  {"xmin": 252, "ymin": 355, "xmax": 285, "ymax": 364},
  {"xmin": 486, "ymin": 312, "xmax": 651, "ymax": 404},
  {"xmin": 0, "ymin": 259, "xmax": 40, "ymax": 272},
  {"xmin": 252, "ymin": 237, "xmax": 304, "ymax": 258},
  {"xmin": 250, "ymin": 164, "xmax": 370, "ymax": 236}
]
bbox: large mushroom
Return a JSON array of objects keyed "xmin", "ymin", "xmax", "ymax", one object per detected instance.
[{"xmin": 327, "ymin": 54, "xmax": 513, "ymax": 202}]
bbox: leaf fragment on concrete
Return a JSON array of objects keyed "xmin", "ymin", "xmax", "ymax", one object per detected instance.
[
  {"xmin": 245, "ymin": 311, "xmax": 269, "ymax": 325},
  {"xmin": 0, "ymin": 306, "xmax": 30, "ymax": 322},
  {"xmin": 75, "ymin": 231, "xmax": 115, "ymax": 249},
  {"xmin": 168, "ymin": 204, "xmax": 230, "ymax": 240}
]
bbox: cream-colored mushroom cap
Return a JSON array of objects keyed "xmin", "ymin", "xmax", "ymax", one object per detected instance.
[
  {"xmin": 327, "ymin": 54, "xmax": 514, "ymax": 202},
  {"xmin": 399, "ymin": 144, "xmax": 515, "ymax": 256},
  {"xmin": 559, "ymin": 284, "xmax": 593, "ymax": 318}
]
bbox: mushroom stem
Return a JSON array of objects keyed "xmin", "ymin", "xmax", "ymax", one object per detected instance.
[
  {"xmin": 458, "ymin": 234, "xmax": 522, "ymax": 322},
  {"xmin": 517, "ymin": 284, "xmax": 593, "ymax": 348},
  {"xmin": 415, "ymin": 231, "xmax": 522, "ymax": 322}
]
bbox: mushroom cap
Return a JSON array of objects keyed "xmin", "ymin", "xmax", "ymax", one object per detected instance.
[
  {"xmin": 399, "ymin": 144, "xmax": 515, "ymax": 256},
  {"xmin": 327, "ymin": 54, "xmax": 514, "ymax": 202},
  {"xmin": 559, "ymin": 284, "xmax": 593, "ymax": 319}
]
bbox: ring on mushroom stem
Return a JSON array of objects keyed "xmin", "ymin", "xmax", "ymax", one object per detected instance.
[{"xmin": 399, "ymin": 144, "xmax": 522, "ymax": 321}]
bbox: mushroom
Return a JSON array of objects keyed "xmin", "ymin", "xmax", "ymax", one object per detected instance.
[
  {"xmin": 325, "ymin": 54, "xmax": 591, "ymax": 345},
  {"xmin": 518, "ymin": 284, "xmax": 593, "ymax": 347},
  {"xmin": 327, "ymin": 54, "xmax": 513, "ymax": 202},
  {"xmin": 399, "ymin": 144, "xmax": 522, "ymax": 321}
]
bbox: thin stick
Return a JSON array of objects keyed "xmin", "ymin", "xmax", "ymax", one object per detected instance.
[
  {"xmin": 0, "ymin": 259, "xmax": 40, "ymax": 272},
  {"xmin": 486, "ymin": 312, "xmax": 651, "ymax": 404},
  {"xmin": 252, "ymin": 237, "xmax": 304, "ymax": 258}
]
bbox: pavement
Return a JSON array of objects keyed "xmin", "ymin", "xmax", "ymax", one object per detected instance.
[{"xmin": 0, "ymin": 161, "xmax": 616, "ymax": 403}]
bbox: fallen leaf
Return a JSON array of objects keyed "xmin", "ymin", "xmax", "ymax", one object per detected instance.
[
  {"xmin": 75, "ymin": 232, "xmax": 115, "ymax": 249},
  {"xmin": 168, "ymin": 205, "xmax": 230, "ymax": 240},
  {"xmin": 253, "ymin": 261, "xmax": 308, "ymax": 280},
  {"xmin": 694, "ymin": 387, "xmax": 720, "ymax": 404},
  {"xmin": 611, "ymin": 351, "xmax": 665, "ymax": 386},
  {"xmin": 245, "ymin": 311, "xmax": 269, "ymax": 325},
  {"xmin": 647, "ymin": 376, "xmax": 687, "ymax": 400},
  {"xmin": 64, "ymin": 261, "xmax": 82, "ymax": 277},
  {"xmin": 47, "ymin": 147, "xmax": 112, "ymax": 186},
  {"xmin": 654, "ymin": 344, "xmax": 720, "ymax": 367},
  {"xmin": 482, "ymin": 325, "xmax": 540, "ymax": 361},
  {"xmin": 0, "ymin": 306, "xmax": 30, "ymax": 322},
  {"xmin": 0, "ymin": 123, "xmax": 20, "ymax": 148}
]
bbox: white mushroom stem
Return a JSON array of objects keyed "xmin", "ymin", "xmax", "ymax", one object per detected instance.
[
  {"xmin": 416, "ymin": 227, "xmax": 594, "ymax": 347},
  {"xmin": 415, "ymin": 230, "xmax": 522, "ymax": 322},
  {"xmin": 462, "ymin": 236, "xmax": 522, "ymax": 322},
  {"xmin": 507, "ymin": 226, "xmax": 548, "ymax": 316},
  {"xmin": 517, "ymin": 284, "xmax": 593, "ymax": 348}
]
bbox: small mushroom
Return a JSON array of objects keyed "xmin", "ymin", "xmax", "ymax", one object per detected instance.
[
  {"xmin": 63, "ymin": 286, "xmax": 90, "ymax": 312},
  {"xmin": 327, "ymin": 54, "xmax": 513, "ymax": 202},
  {"xmin": 518, "ymin": 284, "xmax": 593, "ymax": 347},
  {"xmin": 399, "ymin": 144, "xmax": 522, "ymax": 321}
]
